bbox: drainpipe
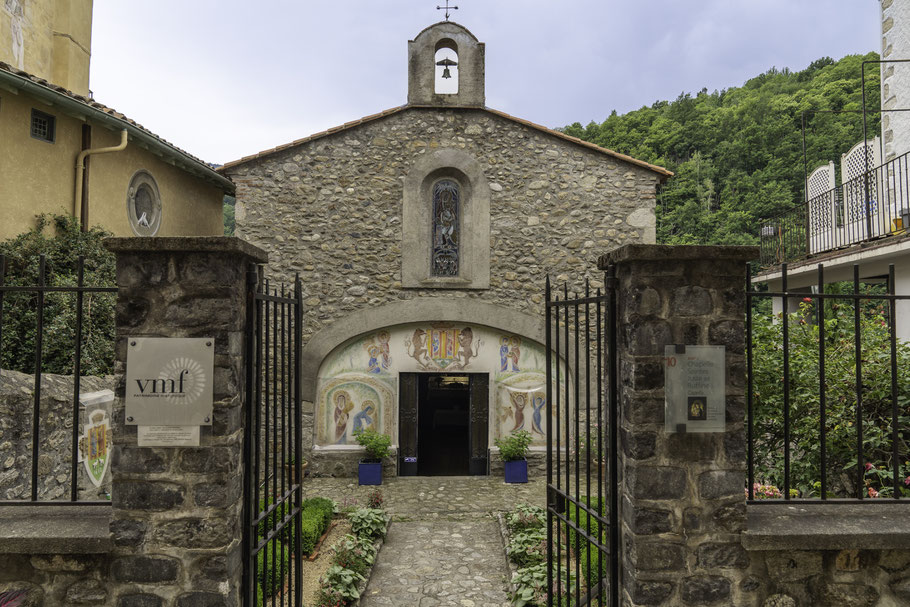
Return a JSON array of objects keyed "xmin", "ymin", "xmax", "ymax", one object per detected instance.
[{"xmin": 74, "ymin": 129, "xmax": 128, "ymax": 229}]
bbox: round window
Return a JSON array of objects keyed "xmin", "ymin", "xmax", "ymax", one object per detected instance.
[{"xmin": 126, "ymin": 170, "xmax": 161, "ymax": 236}]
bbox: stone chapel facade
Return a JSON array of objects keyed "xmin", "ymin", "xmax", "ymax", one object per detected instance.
[{"xmin": 219, "ymin": 22, "xmax": 671, "ymax": 477}]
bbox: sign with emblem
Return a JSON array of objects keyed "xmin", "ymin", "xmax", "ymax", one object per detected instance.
[
  {"xmin": 664, "ymin": 345, "xmax": 725, "ymax": 433},
  {"xmin": 125, "ymin": 338, "xmax": 214, "ymax": 426},
  {"xmin": 78, "ymin": 409, "xmax": 111, "ymax": 487}
]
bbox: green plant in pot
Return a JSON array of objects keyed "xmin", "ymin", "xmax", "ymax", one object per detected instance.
[
  {"xmin": 495, "ymin": 430, "xmax": 533, "ymax": 483},
  {"xmin": 354, "ymin": 428, "xmax": 391, "ymax": 486}
]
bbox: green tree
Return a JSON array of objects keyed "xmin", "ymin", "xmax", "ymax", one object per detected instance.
[
  {"xmin": 563, "ymin": 53, "xmax": 882, "ymax": 246},
  {"xmin": 0, "ymin": 215, "xmax": 116, "ymax": 375}
]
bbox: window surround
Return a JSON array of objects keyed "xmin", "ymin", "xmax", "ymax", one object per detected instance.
[
  {"xmin": 126, "ymin": 169, "xmax": 162, "ymax": 237},
  {"xmin": 402, "ymin": 148, "xmax": 490, "ymax": 289},
  {"xmin": 30, "ymin": 108, "xmax": 56, "ymax": 143}
]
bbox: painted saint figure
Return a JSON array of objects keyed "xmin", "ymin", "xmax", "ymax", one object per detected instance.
[
  {"xmin": 333, "ymin": 391, "xmax": 354, "ymax": 444},
  {"xmin": 500, "ymin": 337, "xmax": 510, "ymax": 372},
  {"xmin": 531, "ymin": 392, "xmax": 546, "ymax": 436},
  {"xmin": 376, "ymin": 331, "xmax": 392, "ymax": 369},
  {"xmin": 510, "ymin": 391, "xmax": 527, "ymax": 432},
  {"xmin": 509, "ymin": 337, "xmax": 521, "ymax": 372},
  {"xmin": 367, "ymin": 345, "xmax": 381, "ymax": 374},
  {"xmin": 353, "ymin": 401, "xmax": 376, "ymax": 434}
]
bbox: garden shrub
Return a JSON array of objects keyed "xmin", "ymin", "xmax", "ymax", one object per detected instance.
[
  {"xmin": 0, "ymin": 214, "xmax": 115, "ymax": 375},
  {"xmin": 507, "ymin": 527, "xmax": 547, "ymax": 567},
  {"xmin": 349, "ymin": 508, "xmax": 389, "ymax": 541},
  {"xmin": 316, "ymin": 565, "xmax": 365, "ymax": 605},
  {"xmin": 255, "ymin": 538, "xmax": 289, "ymax": 600},
  {"xmin": 331, "ymin": 533, "xmax": 376, "ymax": 576},
  {"xmin": 506, "ymin": 504, "xmax": 546, "ymax": 534},
  {"xmin": 258, "ymin": 495, "xmax": 336, "ymax": 556},
  {"xmin": 752, "ymin": 296, "xmax": 910, "ymax": 497},
  {"xmin": 511, "ymin": 562, "xmax": 574, "ymax": 607}
]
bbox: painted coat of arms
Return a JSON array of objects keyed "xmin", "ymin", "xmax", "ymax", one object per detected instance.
[
  {"xmin": 78, "ymin": 410, "xmax": 112, "ymax": 488},
  {"xmin": 406, "ymin": 324, "xmax": 481, "ymax": 370}
]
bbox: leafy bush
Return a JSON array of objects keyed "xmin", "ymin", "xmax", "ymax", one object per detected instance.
[
  {"xmin": 366, "ymin": 488, "xmax": 384, "ymax": 509},
  {"xmin": 255, "ymin": 538, "xmax": 289, "ymax": 599},
  {"xmin": 258, "ymin": 495, "xmax": 336, "ymax": 555},
  {"xmin": 353, "ymin": 428, "xmax": 392, "ymax": 461},
  {"xmin": 511, "ymin": 562, "xmax": 574, "ymax": 607},
  {"xmin": 752, "ymin": 297, "xmax": 910, "ymax": 497},
  {"xmin": 317, "ymin": 565, "xmax": 365, "ymax": 604},
  {"xmin": 495, "ymin": 430, "xmax": 533, "ymax": 461},
  {"xmin": 506, "ymin": 504, "xmax": 546, "ymax": 534},
  {"xmin": 0, "ymin": 214, "xmax": 115, "ymax": 375},
  {"xmin": 331, "ymin": 533, "xmax": 376, "ymax": 576},
  {"xmin": 349, "ymin": 508, "xmax": 389, "ymax": 541},
  {"xmin": 507, "ymin": 527, "xmax": 547, "ymax": 567}
]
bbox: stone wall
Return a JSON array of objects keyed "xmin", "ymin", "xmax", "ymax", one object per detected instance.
[
  {"xmin": 225, "ymin": 106, "xmax": 664, "ymax": 467},
  {"xmin": 0, "ymin": 370, "xmax": 115, "ymax": 501},
  {"xmin": 0, "ymin": 551, "xmax": 111, "ymax": 606},
  {"xmin": 745, "ymin": 548, "xmax": 910, "ymax": 606}
]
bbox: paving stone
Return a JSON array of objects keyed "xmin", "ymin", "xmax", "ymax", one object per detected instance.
[{"xmin": 304, "ymin": 476, "xmax": 548, "ymax": 607}]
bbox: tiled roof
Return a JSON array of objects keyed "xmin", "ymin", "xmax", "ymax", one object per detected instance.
[
  {"xmin": 217, "ymin": 105, "xmax": 673, "ymax": 180},
  {"xmin": 0, "ymin": 62, "xmax": 233, "ymax": 191}
]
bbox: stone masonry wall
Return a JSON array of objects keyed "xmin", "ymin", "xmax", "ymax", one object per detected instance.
[
  {"xmin": 601, "ymin": 245, "xmax": 755, "ymax": 606},
  {"xmin": 0, "ymin": 370, "xmax": 115, "ymax": 501},
  {"xmin": 746, "ymin": 548, "xmax": 910, "ymax": 606},
  {"xmin": 102, "ymin": 237, "xmax": 267, "ymax": 607},
  {"xmin": 225, "ymin": 106, "xmax": 663, "ymax": 457}
]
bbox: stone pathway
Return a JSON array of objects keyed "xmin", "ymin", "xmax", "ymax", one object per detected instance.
[{"xmin": 302, "ymin": 476, "xmax": 548, "ymax": 606}]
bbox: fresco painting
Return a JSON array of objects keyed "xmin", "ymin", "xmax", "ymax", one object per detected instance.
[{"xmin": 315, "ymin": 323, "xmax": 565, "ymax": 449}]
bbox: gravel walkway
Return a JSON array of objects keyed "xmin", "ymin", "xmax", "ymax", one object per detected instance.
[{"xmin": 302, "ymin": 476, "xmax": 548, "ymax": 606}]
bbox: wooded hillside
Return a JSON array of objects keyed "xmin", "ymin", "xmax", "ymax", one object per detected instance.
[{"xmin": 563, "ymin": 53, "xmax": 882, "ymax": 246}]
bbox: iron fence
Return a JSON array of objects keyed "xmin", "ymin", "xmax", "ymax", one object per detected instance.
[
  {"xmin": 545, "ymin": 272, "xmax": 619, "ymax": 607},
  {"xmin": 760, "ymin": 150, "xmax": 910, "ymax": 267},
  {"xmin": 0, "ymin": 254, "xmax": 117, "ymax": 505},
  {"xmin": 242, "ymin": 266, "xmax": 303, "ymax": 607},
  {"xmin": 747, "ymin": 262, "xmax": 910, "ymax": 503}
]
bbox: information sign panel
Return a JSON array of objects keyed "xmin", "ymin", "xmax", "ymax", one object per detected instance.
[
  {"xmin": 125, "ymin": 338, "xmax": 214, "ymax": 426},
  {"xmin": 664, "ymin": 345, "xmax": 725, "ymax": 433},
  {"xmin": 137, "ymin": 425, "xmax": 201, "ymax": 447}
]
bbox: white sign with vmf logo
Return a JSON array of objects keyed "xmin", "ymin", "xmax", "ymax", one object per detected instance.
[{"xmin": 125, "ymin": 338, "xmax": 214, "ymax": 426}]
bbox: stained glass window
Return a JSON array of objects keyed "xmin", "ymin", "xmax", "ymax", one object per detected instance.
[{"xmin": 432, "ymin": 179, "xmax": 459, "ymax": 276}]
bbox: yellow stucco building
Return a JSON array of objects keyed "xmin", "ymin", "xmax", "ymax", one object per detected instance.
[{"xmin": 0, "ymin": 0, "xmax": 231, "ymax": 240}]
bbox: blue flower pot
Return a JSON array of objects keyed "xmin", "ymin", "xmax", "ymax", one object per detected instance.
[
  {"xmin": 359, "ymin": 461, "xmax": 382, "ymax": 486},
  {"xmin": 504, "ymin": 459, "xmax": 528, "ymax": 483}
]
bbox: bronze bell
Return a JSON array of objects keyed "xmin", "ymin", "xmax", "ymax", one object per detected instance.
[{"xmin": 442, "ymin": 67, "xmax": 452, "ymax": 79}]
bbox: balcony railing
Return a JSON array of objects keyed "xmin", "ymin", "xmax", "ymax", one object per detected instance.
[{"xmin": 760, "ymin": 150, "xmax": 910, "ymax": 267}]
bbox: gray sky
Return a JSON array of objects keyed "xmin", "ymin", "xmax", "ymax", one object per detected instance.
[{"xmin": 90, "ymin": 1, "xmax": 880, "ymax": 166}]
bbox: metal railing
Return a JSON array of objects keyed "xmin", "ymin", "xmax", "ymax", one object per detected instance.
[
  {"xmin": 0, "ymin": 254, "xmax": 117, "ymax": 505},
  {"xmin": 242, "ymin": 267, "xmax": 303, "ymax": 607},
  {"xmin": 760, "ymin": 151, "xmax": 910, "ymax": 267},
  {"xmin": 746, "ymin": 262, "xmax": 910, "ymax": 502},
  {"xmin": 545, "ymin": 273, "xmax": 619, "ymax": 607}
]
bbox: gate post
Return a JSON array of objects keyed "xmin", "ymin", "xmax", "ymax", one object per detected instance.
[
  {"xmin": 598, "ymin": 244, "xmax": 757, "ymax": 607},
  {"xmin": 105, "ymin": 237, "xmax": 267, "ymax": 607}
]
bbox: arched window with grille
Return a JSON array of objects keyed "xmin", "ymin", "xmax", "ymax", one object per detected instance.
[{"xmin": 432, "ymin": 179, "xmax": 459, "ymax": 276}]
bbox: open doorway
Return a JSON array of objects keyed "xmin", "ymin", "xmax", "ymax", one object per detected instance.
[{"xmin": 398, "ymin": 373, "xmax": 488, "ymax": 476}]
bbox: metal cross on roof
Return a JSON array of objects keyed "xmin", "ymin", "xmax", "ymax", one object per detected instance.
[{"xmin": 436, "ymin": 0, "xmax": 458, "ymax": 21}]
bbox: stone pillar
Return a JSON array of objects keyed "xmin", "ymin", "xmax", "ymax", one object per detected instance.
[
  {"xmin": 104, "ymin": 237, "xmax": 267, "ymax": 607},
  {"xmin": 598, "ymin": 244, "xmax": 758, "ymax": 607}
]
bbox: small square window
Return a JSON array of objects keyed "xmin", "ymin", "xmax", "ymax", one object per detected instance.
[{"xmin": 30, "ymin": 109, "xmax": 56, "ymax": 143}]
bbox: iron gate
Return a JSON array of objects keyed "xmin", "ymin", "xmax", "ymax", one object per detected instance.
[
  {"xmin": 545, "ymin": 269, "xmax": 619, "ymax": 607},
  {"xmin": 242, "ymin": 266, "xmax": 304, "ymax": 607}
]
